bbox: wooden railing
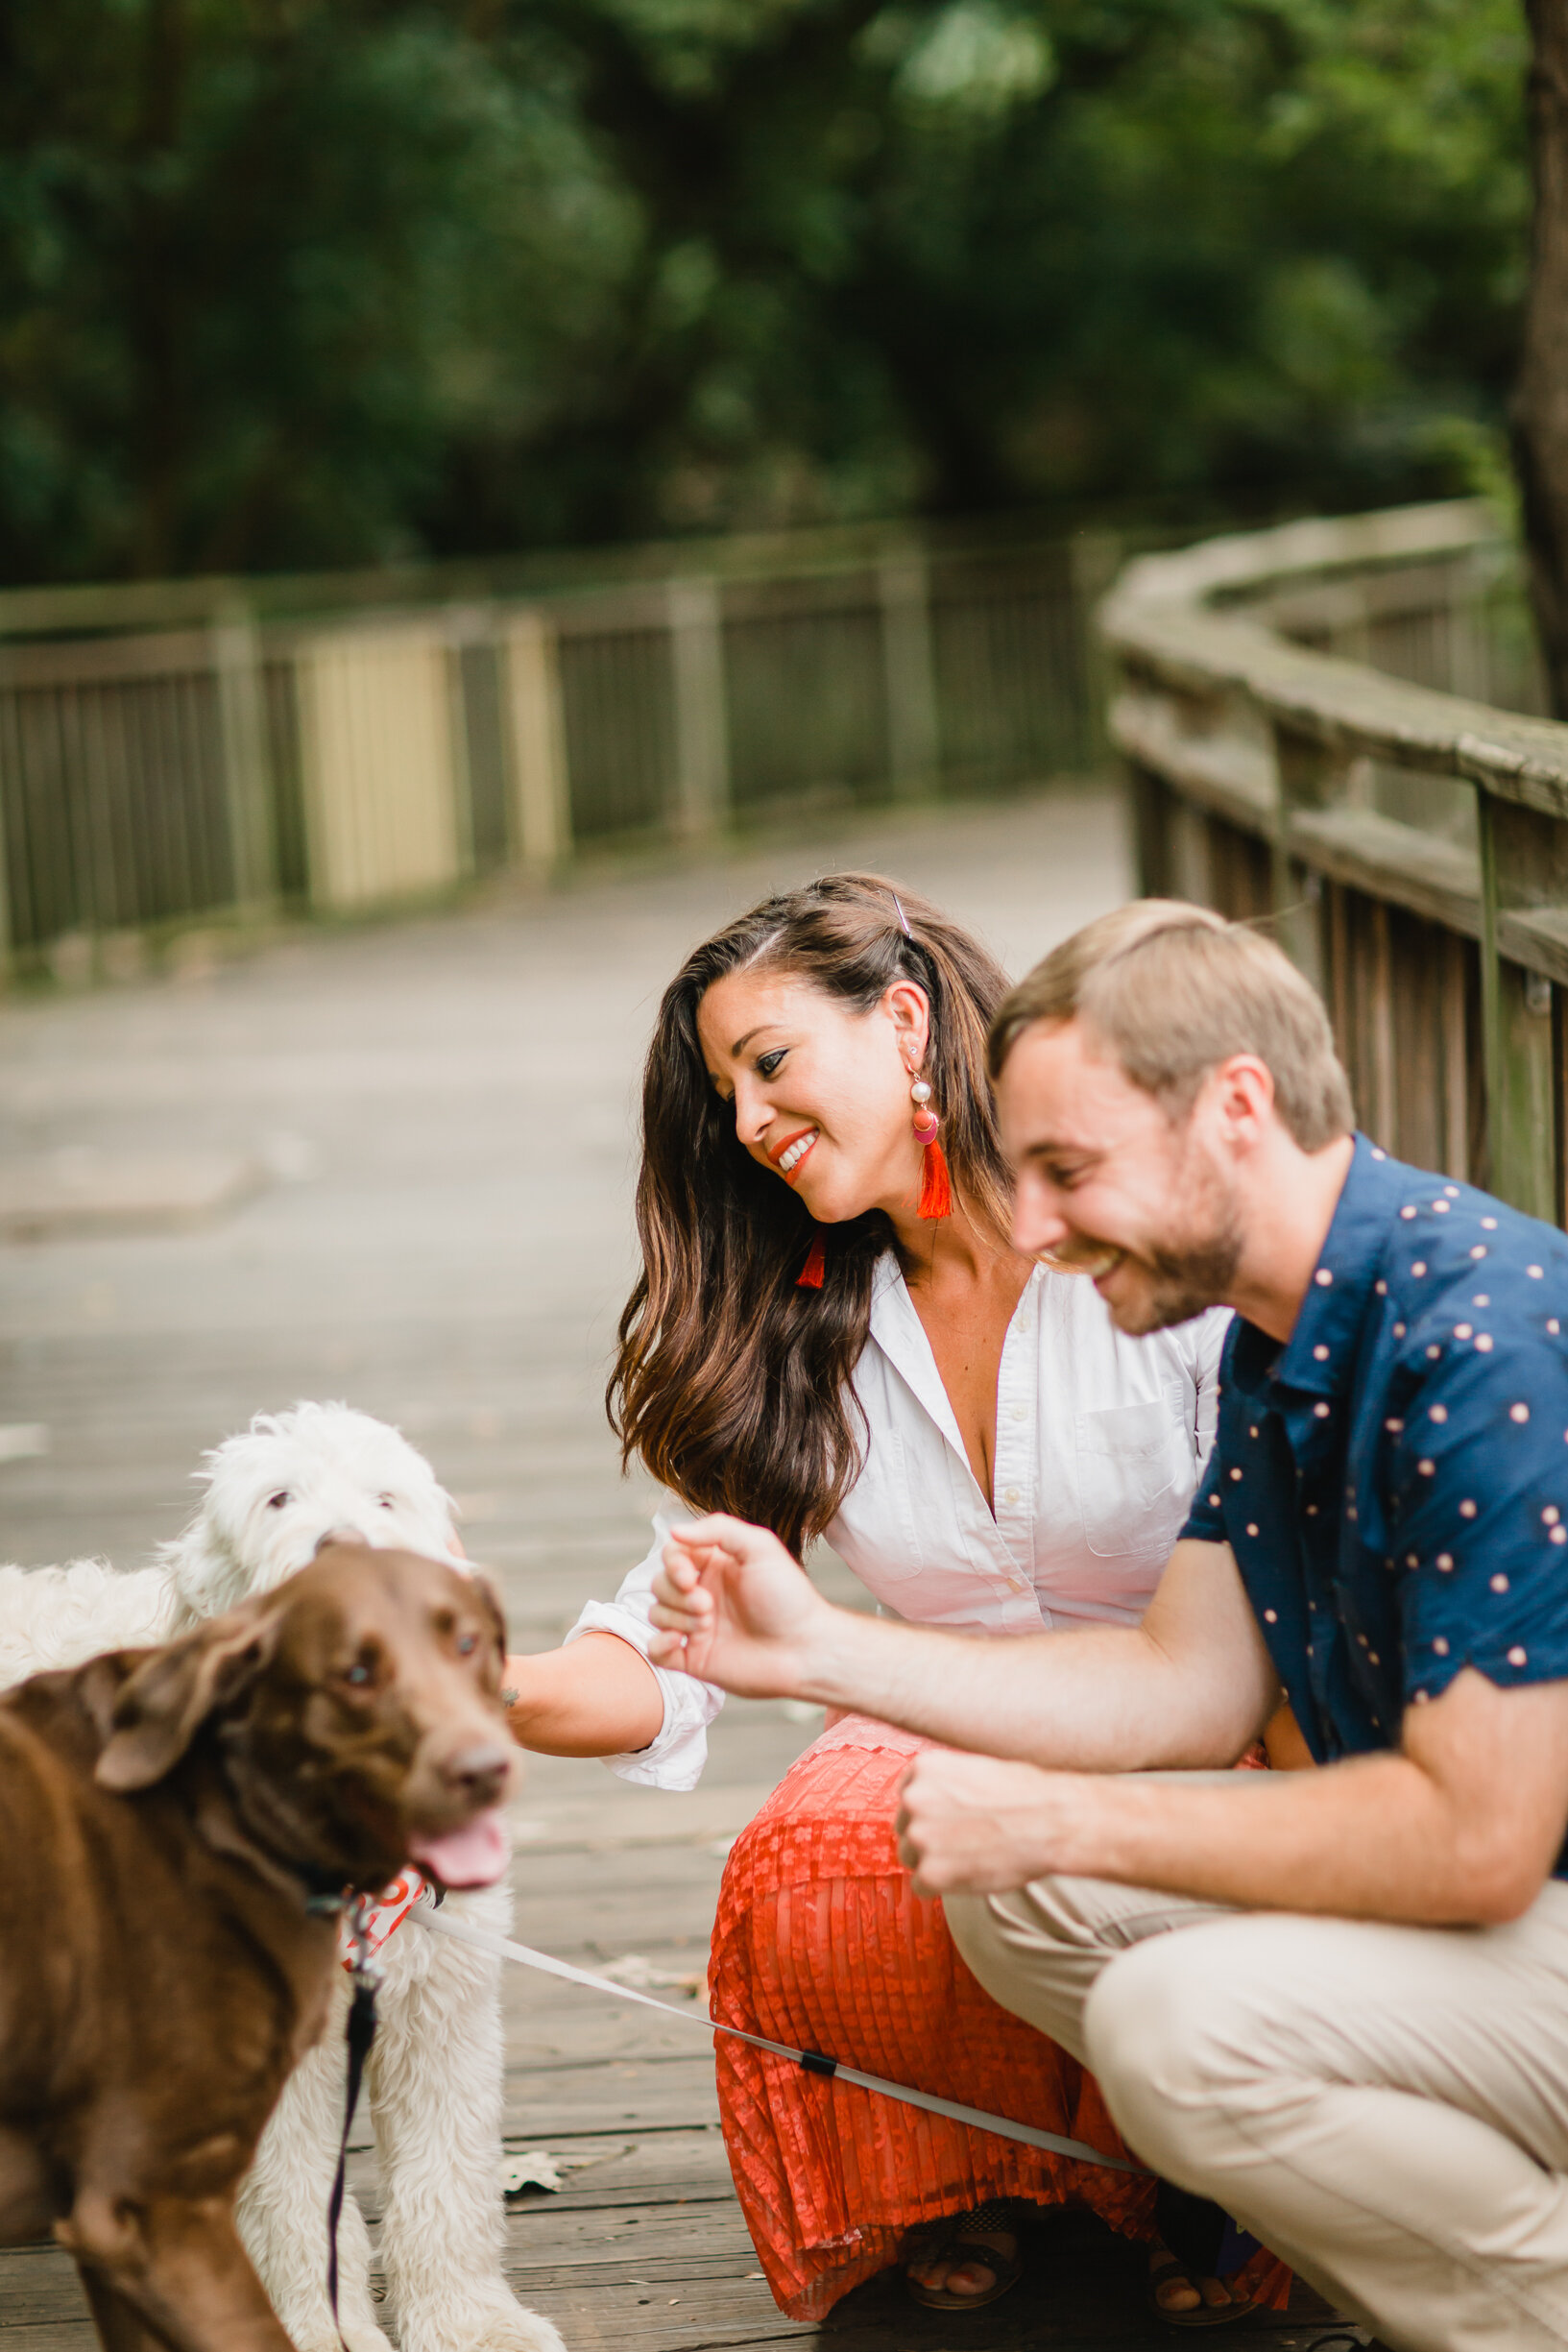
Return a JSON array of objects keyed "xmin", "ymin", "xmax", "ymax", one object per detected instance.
[
  {"xmin": 0, "ymin": 522, "xmax": 1120, "ymax": 985},
  {"xmin": 1100, "ymin": 499, "xmax": 1568, "ymax": 1222}
]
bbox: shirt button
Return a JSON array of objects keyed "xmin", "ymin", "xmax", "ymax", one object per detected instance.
[
  {"xmin": 1010, "ymin": 1404, "xmax": 1027, "ymax": 1422},
  {"xmin": 1003, "ymin": 1486, "xmax": 1020, "ymax": 1506}
]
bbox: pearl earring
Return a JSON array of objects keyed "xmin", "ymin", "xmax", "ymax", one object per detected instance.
[
  {"xmin": 908, "ymin": 1075, "xmax": 952, "ymax": 1221},
  {"xmin": 910, "ymin": 1077, "xmax": 938, "ymax": 1144}
]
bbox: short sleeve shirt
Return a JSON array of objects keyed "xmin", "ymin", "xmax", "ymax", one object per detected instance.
[{"xmin": 1183, "ymin": 1136, "xmax": 1568, "ymax": 1871}]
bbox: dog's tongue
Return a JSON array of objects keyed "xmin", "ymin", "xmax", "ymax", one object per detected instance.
[{"xmin": 408, "ymin": 1809, "xmax": 510, "ymax": 1889}]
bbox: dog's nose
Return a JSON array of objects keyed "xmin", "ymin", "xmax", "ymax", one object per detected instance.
[
  {"xmin": 438, "ymin": 1739, "xmax": 513, "ymax": 1810},
  {"xmin": 314, "ymin": 1527, "xmax": 372, "ymax": 1556}
]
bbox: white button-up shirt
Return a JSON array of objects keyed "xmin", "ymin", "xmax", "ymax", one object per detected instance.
[{"xmin": 567, "ymin": 1257, "xmax": 1228, "ymax": 1787}]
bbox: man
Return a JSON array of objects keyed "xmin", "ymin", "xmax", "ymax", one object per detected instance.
[{"xmin": 649, "ymin": 899, "xmax": 1568, "ymax": 2351}]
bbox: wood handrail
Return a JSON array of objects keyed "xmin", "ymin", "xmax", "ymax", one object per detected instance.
[
  {"xmin": 1102, "ymin": 501, "xmax": 1568, "ymax": 821},
  {"xmin": 1099, "ymin": 499, "xmax": 1568, "ymax": 1223}
]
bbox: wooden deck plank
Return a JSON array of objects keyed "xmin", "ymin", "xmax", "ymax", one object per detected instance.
[{"xmin": 503, "ymin": 2065, "xmax": 719, "ymax": 2139}]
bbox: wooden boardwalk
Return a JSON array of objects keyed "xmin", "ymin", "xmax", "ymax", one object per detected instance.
[{"xmin": 0, "ymin": 792, "xmax": 1336, "ymax": 2351}]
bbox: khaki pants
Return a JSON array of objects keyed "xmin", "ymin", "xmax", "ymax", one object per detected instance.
[{"xmin": 946, "ymin": 1852, "xmax": 1568, "ymax": 2352}]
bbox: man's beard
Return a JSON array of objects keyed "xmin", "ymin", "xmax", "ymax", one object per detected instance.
[
  {"xmin": 1123, "ymin": 1223, "xmax": 1242, "ymax": 1333},
  {"xmin": 1049, "ymin": 1148, "xmax": 1242, "ymax": 1334}
]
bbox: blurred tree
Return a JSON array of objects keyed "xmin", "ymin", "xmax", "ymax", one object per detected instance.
[
  {"xmin": 0, "ymin": 0, "xmax": 637, "ymax": 577},
  {"xmin": 1514, "ymin": 0, "xmax": 1568, "ymax": 716},
  {"xmin": 426, "ymin": 0, "xmax": 1530, "ymax": 546},
  {"xmin": 0, "ymin": 0, "xmax": 1531, "ymax": 582}
]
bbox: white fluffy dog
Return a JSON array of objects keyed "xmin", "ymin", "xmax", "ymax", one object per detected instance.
[{"xmin": 0, "ymin": 1403, "xmax": 564, "ymax": 2352}]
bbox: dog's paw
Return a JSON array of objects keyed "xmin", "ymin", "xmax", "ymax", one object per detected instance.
[{"xmin": 397, "ymin": 2289, "xmax": 567, "ymax": 2352}]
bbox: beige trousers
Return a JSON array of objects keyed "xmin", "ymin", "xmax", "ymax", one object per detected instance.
[{"xmin": 946, "ymin": 1856, "xmax": 1568, "ymax": 2352}]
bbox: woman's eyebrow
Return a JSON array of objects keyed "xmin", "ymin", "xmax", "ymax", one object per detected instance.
[{"xmin": 729, "ymin": 1025, "xmax": 771, "ymax": 1055}]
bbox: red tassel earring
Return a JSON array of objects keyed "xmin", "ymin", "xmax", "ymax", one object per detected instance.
[
  {"xmin": 911, "ymin": 1079, "xmax": 953, "ymax": 1222},
  {"xmin": 797, "ymin": 1233, "xmax": 826, "ymax": 1287}
]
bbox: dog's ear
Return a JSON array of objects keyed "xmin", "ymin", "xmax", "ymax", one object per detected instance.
[
  {"xmin": 464, "ymin": 1568, "xmax": 508, "ymax": 1674},
  {"xmin": 96, "ymin": 1596, "xmax": 284, "ymax": 1792}
]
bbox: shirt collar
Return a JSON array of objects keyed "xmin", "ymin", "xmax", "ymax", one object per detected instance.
[
  {"xmin": 868, "ymin": 1252, "xmax": 966, "ymax": 1451},
  {"xmin": 868, "ymin": 1251, "xmax": 1046, "ymax": 1471},
  {"xmin": 1228, "ymin": 1132, "xmax": 1393, "ymax": 1402}
]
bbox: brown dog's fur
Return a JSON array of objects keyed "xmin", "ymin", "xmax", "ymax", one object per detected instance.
[{"xmin": 0, "ymin": 1541, "xmax": 515, "ymax": 2352}]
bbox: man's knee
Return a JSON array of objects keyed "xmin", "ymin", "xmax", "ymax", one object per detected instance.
[
  {"xmin": 945, "ymin": 1877, "xmax": 1126, "ymax": 2063},
  {"xmin": 944, "ymin": 1887, "xmax": 1010, "ymax": 2001},
  {"xmin": 1082, "ymin": 1926, "xmax": 1276, "ymax": 2180}
]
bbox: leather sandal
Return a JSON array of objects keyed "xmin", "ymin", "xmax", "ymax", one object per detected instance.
[
  {"xmin": 905, "ymin": 2199, "xmax": 1026, "ymax": 2311},
  {"xmin": 1147, "ymin": 2245, "xmax": 1260, "ymax": 2330}
]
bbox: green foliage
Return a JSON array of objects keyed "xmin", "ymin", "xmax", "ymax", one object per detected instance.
[{"xmin": 0, "ymin": 0, "xmax": 1530, "ymax": 580}]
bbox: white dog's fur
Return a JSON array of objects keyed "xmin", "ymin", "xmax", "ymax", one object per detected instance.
[{"xmin": 0, "ymin": 1404, "xmax": 564, "ymax": 2352}]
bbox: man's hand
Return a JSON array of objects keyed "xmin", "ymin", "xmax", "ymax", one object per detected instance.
[
  {"xmin": 896, "ymin": 1752, "xmax": 1087, "ymax": 1896},
  {"xmin": 648, "ymin": 1514, "xmax": 832, "ymax": 1698}
]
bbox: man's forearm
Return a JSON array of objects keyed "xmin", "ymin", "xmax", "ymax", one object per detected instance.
[
  {"xmin": 653, "ymin": 1526, "xmax": 1276, "ymax": 1769},
  {"xmin": 796, "ymin": 1606, "xmax": 1261, "ymax": 1771},
  {"xmin": 1038, "ymin": 1753, "xmax": 1528, "ymax": 1925},
  {"xmin": 902, "ymin": 1665, "xmax": 1568, "ymax": 1927}
]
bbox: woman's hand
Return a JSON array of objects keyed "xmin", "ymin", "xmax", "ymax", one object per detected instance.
[{"xmin": 649, "ymin": 1514, "xmax": 831, "ymax": 1699}]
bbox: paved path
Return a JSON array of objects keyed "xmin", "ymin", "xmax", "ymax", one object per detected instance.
[{"xmin": 0, "ymin": 789, "xmax": 1327, "ymax": 2348}]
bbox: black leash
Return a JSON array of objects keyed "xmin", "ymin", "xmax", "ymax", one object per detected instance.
[{"xmin": 324, "ymin": 1896, "xmax": 381, "ymax": 2352}]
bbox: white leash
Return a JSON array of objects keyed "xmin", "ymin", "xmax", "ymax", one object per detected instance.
[{"xmin": 411, "ymin": 1898, "xmax": 1146, "ymax": 2175}]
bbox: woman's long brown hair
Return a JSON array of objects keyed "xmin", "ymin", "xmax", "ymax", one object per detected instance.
[{"xmin": 607, "ymin": 872, "xmax": 1014, "ymax": 1557}]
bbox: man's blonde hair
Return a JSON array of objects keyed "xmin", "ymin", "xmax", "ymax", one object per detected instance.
[{"xmin": 988, "ymin": 900, "xmax": 1355, "ymax": 1152}]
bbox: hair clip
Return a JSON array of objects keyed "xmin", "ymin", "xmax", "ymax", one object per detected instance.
[{"xmin": 891, "ymin": 895, "xmax": 913, "ymax": 938}]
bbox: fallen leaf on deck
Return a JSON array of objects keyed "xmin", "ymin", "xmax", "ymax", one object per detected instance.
[
  {"xmin": 499, "ymin": 2144, "xmax": 632, "ymax": 2196},
  {"xmin": 500, "ymin": 2153, "xmax": 567, "ymax": 2194}
]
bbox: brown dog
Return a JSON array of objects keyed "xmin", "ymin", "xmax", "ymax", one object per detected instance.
[{"xmin": 0, "ymin": 1540, "xmax": 516, "ymax": 2352}]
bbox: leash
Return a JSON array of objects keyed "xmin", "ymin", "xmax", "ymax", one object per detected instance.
[
  {"xmin": 409, "ymin": 1894, "xmax": 1147, "ymax": 2175},
  {"xmin": 326, "ymin": 1897, "xmax": 382, "ymax": 2350}
]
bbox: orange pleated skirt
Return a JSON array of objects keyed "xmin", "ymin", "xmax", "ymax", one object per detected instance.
[{"xmin": 710, "ymin": 1719, "xmax": 1291, "ymax": 2322}]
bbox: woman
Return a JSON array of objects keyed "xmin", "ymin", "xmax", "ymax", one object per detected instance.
[{"xmin": 503, "ymin": 874, "xmax": 1285, "ymax": 2326}]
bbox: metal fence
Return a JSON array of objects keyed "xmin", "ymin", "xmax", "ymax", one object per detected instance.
[
  {"xmin": 0, "ymin": 524, "xmax": 1117, "ymax": 982},
  {"xmin": 1099, "ymin": 498, "xmax": 1568, "ymax": 1223}
]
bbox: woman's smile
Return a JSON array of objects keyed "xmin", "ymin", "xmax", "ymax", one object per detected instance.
[{"xmin": 771, "ymin": 1127, "xmax": 819, "ymax": 1181}]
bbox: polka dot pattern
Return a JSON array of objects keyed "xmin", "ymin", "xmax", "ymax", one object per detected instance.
[{"xmin": 1175, "ymin": 1133, "xmax": 1568, "ymax": 1794}]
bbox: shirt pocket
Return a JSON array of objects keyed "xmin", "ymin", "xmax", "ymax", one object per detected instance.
[{"xmin": 1075, "ymin": 1388, "xmax": 1189, "ymax": 1559}]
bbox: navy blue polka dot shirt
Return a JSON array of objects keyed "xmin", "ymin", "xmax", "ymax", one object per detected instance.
[{"xmin": 1182, "ymin": 1135, "xmax": 1568, "ymax": 1868}]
